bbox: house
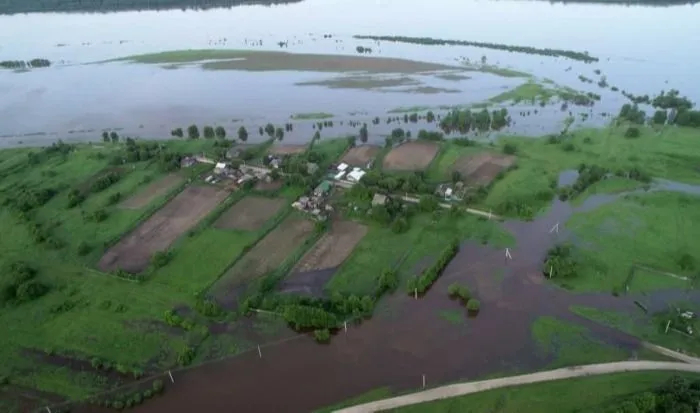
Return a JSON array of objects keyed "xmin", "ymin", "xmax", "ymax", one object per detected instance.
[
  {"xmin": 307, "ymin": 162, "xmax": 319, "ymax": 175},
  {"xmin": 180, "ymin": 156, "xmax": 197, "ymax": 168},
  {"xmin": 334, "ymin": 170, "xmax": 347, "ymax": 181},
  {"xmin": 337, "ymin": 163, "xmax": 349, "ymax": 172},
  {"xmin": 314, "ymin": 181, "xmax": 332, "ymax": 197},
  {"xmin": 214, "ymin": 162, "xmax": 229, "ymax": 174},
  {"xmin": 347, "ymin": 168, "xmax": 366, "ymax": 183},
  {"xmin": 372, "ymin": 193, "xmax": 387, "ymax": 206},
  {"xmin": 445, "ymin": 188, "xmax": 453, "ymax": 198}
]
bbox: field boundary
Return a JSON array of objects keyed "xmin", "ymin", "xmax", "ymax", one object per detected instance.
[{"xmin": 621, "ymin": 263, "xmax": 691, "ymax": 294}]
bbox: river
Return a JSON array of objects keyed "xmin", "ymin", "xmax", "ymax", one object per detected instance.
[{"xmin": 1, "ymin": 0, "xmax": 699, "ymax": 146}]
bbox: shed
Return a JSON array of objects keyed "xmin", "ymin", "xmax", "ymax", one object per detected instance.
[
  {"xmin": 347, "ymin": 169, "xmax": 366, "ymax": 182},
  {"xmin": 372, "ymin": 193, "xmax": 387, "ymax": 206},
  {"xmin": 334, "ymin": 171, "xmax": 347, "ymax": 180},
  {"xmin": 337, "ymin": 163, "xmax": 349, "ymax": 172},
  {"xmin": 314, "ymin": 181, "xmax": 333, "ymax": 196},
  {"xmin": 215, "ymin": 162, "xmax": 228, "ymax": 173}
]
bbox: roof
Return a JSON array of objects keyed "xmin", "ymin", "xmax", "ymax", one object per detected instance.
[
  {"xmin": 445, "ymin": 188, "xmax": 453, "ymax": 196},
  {"xmin": 337, "ymin": 163, "xmax": 349, "ymax": 171},
  {"xmin": 334, "ymin": 171, "xmax": 347, "ymax": 180},
  {"xmin": 347, "ymin": 169, "xmax": 366, "ymax": 182},
  {"xmin": 215, "ymin": 162, "xmax": 227, "ymax": 169},
  {"xmin": 315, "ymin": 181, "xmax": 332, "ymax": 193},
  {"xmin": 372, "ymin": 193, "xmax": 387, "ymax": 205}
]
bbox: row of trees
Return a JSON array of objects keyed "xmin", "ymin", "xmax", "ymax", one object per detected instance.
[
  {"xmin": 91, "ymin": 378, "xmax": 164, "ymax": 411},
  {"xmin": 601, "ymin": 375, "xmax": 700, "ymax": 413},
  {"xmin": 0, "ymin": 261, "xmax": 49, "ymax": 306},
  {"xmin": 439, "ymin": 108, "xmax": 510, "ymax": 134},
  {"xmin": 0, "ymin": 0, "xmax": 303, "ymax": 14},
  {"xmin": 354, "ymin": 35, "xmax": 598, "ymax": 63},
  {"xmin": 0, "ymin": 59, "xmax": 50, "ymax": 69},
  {"xmin": 406, "ymin": 239, "xmax": 460, "ymax": 294}
]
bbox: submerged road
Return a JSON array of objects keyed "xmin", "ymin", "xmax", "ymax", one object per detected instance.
[{"xmin": 335, "ymin": 361, "xmax": 700, "ymax": 413}]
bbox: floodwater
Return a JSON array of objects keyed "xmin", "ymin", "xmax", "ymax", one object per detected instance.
[
  {"xmin": 1, "ymin": 0, "xmax": 700, "ymax": 146},
  {"xmin": 70, "ymin": 174, "xmax": 700, "ymax": 413}
]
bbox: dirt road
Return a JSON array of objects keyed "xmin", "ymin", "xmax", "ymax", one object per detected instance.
[{"xmin": 334, "ymin": 361, "xmax": 700, "ymax": 413}]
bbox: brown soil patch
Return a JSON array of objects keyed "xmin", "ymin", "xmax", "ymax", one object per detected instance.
[
  {"xmin": 214, "ymin": 196, "xmax": 285, "ymax": 231},
  {"xmin": 269, "ymin": 144, "xmax": 307, "ymax": 155},
  {"xmin": 382, "ymin": 140, "xmax": 439, "ymax": 171},
  {"xmin": 98, "ymin": 185, "xmax": 228, "ymax": 273},
  {"xmin": 292, "ymin": 221, "xmax": 367, "ymax": 273},
  {"xmin": 451, "ymin": 153, "xmax": 516, "ymax": 186},
  {"xmin": 119, "ymin": 173, "xmax": 184, "ymax": 209},
  {"xmin": 254, "ymin": 180, "xmax": 283, "ymax": 191},
  {"xmin": 211, "ymin": 215, "xmax": 315, "ymax": 301},
  {"xmin": 340, "ymin": 145, "xmax": 381, "ymax": 167}
]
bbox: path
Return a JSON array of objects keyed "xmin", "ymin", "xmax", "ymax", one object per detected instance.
[{"xmin": 334, "ymin": 361, "xmax": 700, "ymax": 413}]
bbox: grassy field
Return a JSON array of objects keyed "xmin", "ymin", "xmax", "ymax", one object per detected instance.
[
  {"xmin": 424, "ymin": 142, "xmax": 494, "ymax": 182},
  {"xmin": 106, "ymin": 49, "xmax": 462, "ymax": 73},
  {"xmin": 571, "ymin": 176, "xmax": 646, "ymax": 206},
  {"xmin": 561, "ymin": 191, "xmax": 700, "ymax": 293},
  {"xmin": 326, "ymin": 213, "xmax": 514, "ymax": 296},
  {"xmin": 570, "ymin": 305, "xmax": 700, "ymax": 358},
  {"xmin": 386, "ymin": 371, "xmax": 700, "ymax": 413},
  {"xmin": 0, "ymin": 138, "xmax": 304, "ymax": 406},
  {"xmin": 531, "ymin": 316, "xmax": 629, "ymax": 368}
]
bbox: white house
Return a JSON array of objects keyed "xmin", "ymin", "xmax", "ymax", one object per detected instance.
[
  {"xmin": 337, "ymin": 163, "xmax": 349, "ymax": 172},
  {"xmin": 347, "ymin": 168, "xmax": 366, "ymax": 183},
  {"xmin": 214, "ymin": 162, "xmax": 228, "ymax": 174},
  {"xmin": 334, "ymin": 171, "xmax": 347, "ymax": 180}
]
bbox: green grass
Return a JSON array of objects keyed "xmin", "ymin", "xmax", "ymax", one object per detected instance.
[
  {"xmin": 314, "ymin": 387, "xmax": 394, "ymax": 413},
  {"xmin": 327, "ymin": 213, "xmax": 514, "ymax": 296},
  {"xmin": 387, "ymin": 371, "xmax": 700, "ymax": 413},
  {"xmin": 387, "ymin": 105, "xmax": 434, "ymax": 114},
  {"xmin": 570, "ymin": 305, "xmax": 700, "ymax": 358},
  {"xmin": 290, "ymin": 112, "xmax": 334, "ymax": 120},
  {"xmin": 562, "ymin": 191, "xmax": 700, "ymax": 293},
  {"xmin": 488, "ymin": 80, "xmax": 556, "ymax": 104},
  {"xmin": 571, "ymin": 176, "xmax": 646, "ymax": 206},
  {"xmin": 531, "ymin": 316, "xmax": 629, "ymax": 368},
  {"xmin": 438, "ymin": 309, "xmax": 466, "ymax": 325},
  {"xmin": 425, "ymin": 142, "xmax": 493, "ymax": 182},
  {"xmin": 627, "ymin": 267, "xmax": 690, "ymax": 294}
]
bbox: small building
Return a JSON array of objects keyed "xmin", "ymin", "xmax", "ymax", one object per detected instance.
[
  {"xmin": 347, "ymin": 168, "xmax": 366, "ymax": 183},
  {"xmin": 307, "ymin": 162, "xmax": 319, "ymax": 175},
  {"xmin": 214, "ymin": 162, "xmax": 229, "ymax": 174},
  {"xmin": 445, "ymin": 188, "xmax": 453, "ymax": 198},
  {"xmin": 314, "ymin": 181, "xmax": 332, "ymax": 197},
  {"xmin": 180, "ymin": 157, "xmax": 197, "ymax": 168},
  {"xmin": 337, "ymin": 163, "xmax": 349, "ymax": 172},
  {"xmin": 372, "ymin": 193, "xmax": 387, "ymax": 206},
  {"xmin": 334, "ymin": 171, "xmax": 347, "ymax": 181}
]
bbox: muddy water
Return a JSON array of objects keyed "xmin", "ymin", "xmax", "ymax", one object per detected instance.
[
  {"xmin": 2, "ymin": 0, "xmax": 700, "ymax": 145},
  {"xmin": 74, "ymin": 183, "xmax": 700, "ymax": 413}
]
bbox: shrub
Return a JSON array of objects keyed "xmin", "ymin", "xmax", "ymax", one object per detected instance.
[
  {"xmin": 151, "ymin": 251, "xmax": 171, "ymax": 269},
  {"xmin": 314, "ymin": 329, "xmax": 331, "ymax": 343},
  {"xmin": 152, "ymin": 379, "xmax": 164, "ymax": 394},
  {"xmin": 502, "ymin": 143, "xmax": 517, "ymax": 155},
  {"xmin": 77, "ymin": 241, "xmax": 92, "ymax": 256},
  {"xmin": 624, "ymin": 127, "xmax": 641, "ymax": 138},
  {"xmin": 466, "ymin": 299, "xmax": 481, "ymax": 312},
  {"xmin": 177, "ymin": 346, "xmax": 195, "ymax": 366},
  {"xmin": 407, "ymin": 239, "xmax": 460, "ymax": 295},
  {"xmin": 447, "ymin": 283, "xmax": 471, "ymax": 302},
  {"xmin": 106, "ymin": 192, "xmax": 122, "ymax": 205}
]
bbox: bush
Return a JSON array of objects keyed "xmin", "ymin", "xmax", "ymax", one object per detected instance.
[
  {"xmin": 152, "ymin": 379, "xmax": 164, "ymax": 394},
  {"xmin": 624, "ymin": 126, "xmax": 641, "ymax": 138},
  {"xmin": 447, "ymin": 283, "xmax": 471, "ymax": 302},
  {"xmin": 106, "ymin": 192, "xmax": 122, "ymax": 205},
  {"xmin": 151, "ymin": 251, "xmax": 171, "ymax": 269},
  {"xmin": 77, "ymin": 241, "xmax": 92, "ymax": 256},
  {"xmin": 314, "ymin": 328, "xmax": 331, "ymax": 343},
  {"xmin": 0, "ymin": 375, "xmax": 9, "ymax": 385},
  {"xmin": 502, "ymin": 143, "xmax": 517, "ymax": 155},
  {"xmin": 466, "ymin": 299, "xmax": 481, "ymax": 312},
  {"xmin": 407, "ymin": 239, "xmax": 460, "ymax": 295}
]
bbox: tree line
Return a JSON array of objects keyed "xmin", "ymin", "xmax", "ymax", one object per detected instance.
[
  {"xmin": 599, "ymin": 375, "xmax": 700, "ymax": 413},
  {"xmin": 0, "ymin": 59, "xmax": 50, "ymax": 69},
  {"xmin": 439, "ymin": 108, "xmax": 510, "ymax": 134},
  {"xmin": 0, "ymin": 0, "xmax": 302, "ymax": 14},
  {"xmin": 558, "ymin": 163, "xmax": 651, "ymax": 201},
  {"xmin": 406, "ymin": 239, "xmax": 460, "ymax": 294},
  {"xmin": 354, "ymin": 35, "xmax": 599, "ymax": 63}
]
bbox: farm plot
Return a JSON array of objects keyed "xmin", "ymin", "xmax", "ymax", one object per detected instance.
[
  {"xmin": 383, "ymin": 141, "xmax": 439, "ymax": 171},
  {"xmin": 211, "ymin": 215, "xmax": 315, "ymax": 302},
  {"xmin": 292, "ymin": 220, "xmax": 368, "ymax": 273},
  {"xmin": 452, "ymin": 153, "xmax": 516, "ymax": 186},
  {"xmin": 340, "ymin": 145, "xmax": 381, "ymax": 167},
  {"xmin": 269, "ymin": 143, "xmax": 307, "ymax": 155},
  {"xmin": 119, "ymin": 173, "xmax": 184, "ymax": 209},
  {"xmin": 214, "ymin": 196, "xmax": 285, "ymax": 231},
  {"xmin": 98, "ymin": 185, "xmax": 228, "ymax": 273}
]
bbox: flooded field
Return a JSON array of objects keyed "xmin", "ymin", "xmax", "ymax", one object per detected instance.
[{"xmin": 1, "ymin": 0, "xmax": 700, "ymax": 146}]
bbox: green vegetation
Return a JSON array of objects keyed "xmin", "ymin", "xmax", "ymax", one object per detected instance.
[
  {"xmin": 0, "ymin": 0, "xmax": 302, "ymax": 14},
  {"xmin": 106, "ymin": 50, "xmax": 460, "ymax": 74},
  {"xmin": 353, "ymin": 35, "xmax": 598, "ymax": 62},
  {"xmin": 447, "ymin": 282, "xmax": 471, "ymax": 302},
  {"xmin": 563, "ymin": 191, "xmax": 700, "ymax": 292},
  {"xmin": 290, "ymin": 112, "xmax": 334, "ymax": 120},
  {"xmin": 486, "ymin": 81, "xmax": 597, "ymax": 107},
  {"xmin": 406, "ymin": 239, "xmax": 459, "ymax": 294},
  {"xmin": 531, "ymin": 316, "xmax": 629, "ymax": 368},
  {"xmin": 388, "ymin": 372, "xmax": 700, "ymax": 413},
  {"xmin": 1, "ymin": 59, "xmax": 51, "ymax": 70}
]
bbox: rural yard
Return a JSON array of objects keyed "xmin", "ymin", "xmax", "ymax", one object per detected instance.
[
  {"xmin": 292, "ymin": 220, "xmax": 368, "ymax": 273},
  {"xmin": 98, "ymin": 185, "xmax": 229, "ymax": 273},
  {"xmin": 383, "ymin": 141, "xmax": 440, "ymax": 171},
  {"xmin": 452, "ymin": 153, "xmax": 516, "ymax": 186},
  {"xmin": 340, "ymin": 145, "xmax": 381, "ymax": 167},
  {"xmin": 119, "ymin": 173, "xmax": 184, "ymax": 209},
  {"xmin": 214, "ymin": 196, "xmax": 286, "ymax": 231},
  {"xmin": 210, "ymin": 214, "xmax": 315, "ymax": 305},
  {"xmin": 269, "ymin": 143, "xmax": 308, "ymax": 155}
]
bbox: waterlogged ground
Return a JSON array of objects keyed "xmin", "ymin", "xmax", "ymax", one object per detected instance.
[
  {"xmin": 68, "ymin": 174, "xmax": 700, "ymax": 413},
  {"xmin": 1, "ymin": 0, "xmax": 700, "ymax": 145}
]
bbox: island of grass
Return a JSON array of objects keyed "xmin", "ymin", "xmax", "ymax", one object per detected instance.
[
  {"xmin": 290, "ymin": 112, "xmax": 334, "ymax": 120},
  {"xmin": 103, "ymin": 49, "xmax": 464, "ymax": 74}
]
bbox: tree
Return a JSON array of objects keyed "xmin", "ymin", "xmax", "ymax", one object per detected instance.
[
  {"xmin": 215, "ymin": 126, "xmax": 226, "ymax": 139},
  {"xmin": 238, "ymin": 126, "xmax": 249, "ymax": 142},
  {"xmin": 187, "ymin": 124, "xmax": 199, "ymax": 139},
  {"xmin": 466, "ymin": 299, "xmax": 480, "ymax": 312},
  {"xmin": 258, "ymin": 126, "xmax": 264, "ymax": 136},
  {"xmin": 624, "ymin": 126, "xmax": 641, "ymax": 138},
  {"xmin": 171, "ymin": 127, "xmax": 183, "ymax": 138},
  {"xmin": 426, "ymin": 111, "xmax": 435, "ymax": 123},
  {"xmin": 264, "ymin": 123, "xmax": 275, "ymax": 137},
  {"xmin": 652, "ymin": 110, "xmax": 668, "ymax": 125},
  {"xmin": 502, "ymin": 143, "xmax": 517, "ymax": 155},
  {"xmin": 451, "ymin": 170, "xmax": 462, "ymax": 183},
  {"xmin": 109, "ymin": 131, "xmax": 119, "ymax": 143},
  {"xmin": 275, "ymin": 127, "xmax": 284, "ymax": 141},
  {"xmin": 314, "ymin": 329, "xmax": 331, "ymax": 343},
  {"xmin": 203, "ymin": 126, "xmax": 215, "ymax": 139},
  {"xmin": 102, "ymin": 131, "xmax": 109, "ymax": 142},
  {"xmin": 359, "ymin": 123, "xmax": 368, "ymax": 143},
  {"xmin": 313, "ymin": 131, "xmax": 321, "ymax": 142}
]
